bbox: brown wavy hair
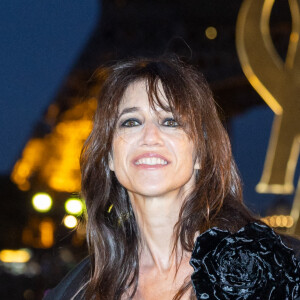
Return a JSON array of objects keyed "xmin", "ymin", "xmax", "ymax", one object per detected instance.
[{"xmin": 80, "ymin": 56, "xmax": 255, "ymax": 299}]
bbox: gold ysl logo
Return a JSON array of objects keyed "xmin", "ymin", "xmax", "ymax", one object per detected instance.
[
  {"xmin": 236, "ymin": 0, "xmax": 300, "ymax": 232},
  {"xmin": 236, "ymin": 0, "xmax": 300, "ymax": 193}
]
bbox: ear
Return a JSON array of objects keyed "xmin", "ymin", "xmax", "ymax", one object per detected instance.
[
  {"xmin": 108, "ymin": 153, "xmax": 114, "ymax": 171},
  {"xmin": 194, "ymin": 157, "xmax": 200, "ymax": 170}
]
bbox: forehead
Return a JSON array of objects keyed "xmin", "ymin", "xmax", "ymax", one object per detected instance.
[{"xmin": 118, "ymin": 80, "xmax": 169, "ymax": 112}]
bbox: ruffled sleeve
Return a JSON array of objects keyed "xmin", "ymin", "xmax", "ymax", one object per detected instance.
[{"xmin": 189, "ymin": 223, "xmax": 300, "ymax": 299}]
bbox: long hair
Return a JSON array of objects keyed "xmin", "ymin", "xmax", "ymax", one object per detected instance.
[{"xmin": 80, "ymin": 56, "xmax": 255, "ymax": 299}]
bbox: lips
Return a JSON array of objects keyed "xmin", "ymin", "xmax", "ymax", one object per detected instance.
[{"xmin": 132, "ymin": 153, "xmax": 170, "ymax": 167}]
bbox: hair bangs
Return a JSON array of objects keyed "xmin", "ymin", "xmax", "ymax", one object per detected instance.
[{"xmin": 141, "ymin": 72, "xmax": 197, "ymax": 140}]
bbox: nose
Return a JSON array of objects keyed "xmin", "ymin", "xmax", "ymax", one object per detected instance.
[{"xmin": 141, "ymin": 122, "xmax": 163, "ymax": 146}]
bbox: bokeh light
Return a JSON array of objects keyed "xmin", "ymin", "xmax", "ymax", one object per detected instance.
[
  {"xmin": 261, "ymin": 215, "xmax": 294, "ymax": 228},
  {"xmin": 32, "ymin": 193, "xmax": 52, "ymax": 213},
  {"xmin": 65, "ymin": 198, "xmax": 84, "ymax": 215},
  {"xmin": 205, "ymin": 26, "xmax": 217, "ymax": 39},
  {"xmin": 63, "ymin": 215, "xmax": 78, "ymax": 228},
  {"xmin": 0, "ymin": 249, "xmax": 31, "ymax": 263}
]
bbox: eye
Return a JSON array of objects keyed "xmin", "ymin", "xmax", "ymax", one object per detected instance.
[
  {"xmin": 162, "ymin": 118, "xmax": 179, "ymax": 127},
  {"xmin": 121, "ymin": 118, "xmax": 140, "ymax": 127}
]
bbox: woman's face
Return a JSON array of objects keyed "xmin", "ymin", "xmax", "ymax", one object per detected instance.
[{"xmin": 109, "ymin": 80, "xmax": 199, "ymax": 199}]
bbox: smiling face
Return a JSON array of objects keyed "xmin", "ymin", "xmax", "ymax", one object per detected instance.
[{"xmin": 109, "ymin": 80, "xmax": 200, "ymax": 199}]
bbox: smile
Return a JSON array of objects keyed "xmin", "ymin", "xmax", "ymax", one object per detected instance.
[
  {"xmin": 135, "ymin": 157, "xmax": 168, "ymax": 165},
  {"xmin": 132, "ymin": 153, "xmax": 170, "ymax": 168}
]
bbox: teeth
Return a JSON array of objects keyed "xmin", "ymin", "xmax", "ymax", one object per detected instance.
[{"xmin": 135, "ymin": 157, "xmax": 168, "ymax": 165}]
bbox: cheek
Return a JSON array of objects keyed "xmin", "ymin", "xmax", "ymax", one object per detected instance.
[
  {"xmin": 173, "ymin": 137, "xmax": 195, "ymax": 161},
  {"xmin": 177, "ymin": 140, "xmax": 199, "ymax": 173},
  {"xmin": 111, "ymin": 137, "xmax": 132, "ymax": 178},
  {"xmin": 112, "ymin": 141, "xmax": 124, "ymax": 168}
]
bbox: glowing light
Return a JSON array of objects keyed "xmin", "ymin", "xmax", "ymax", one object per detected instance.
[
  {"xmin": 261, "ymin": 215, "xmax": 294, "ymax": 228},
  {"xmin": 269, "ymin": 216, "xmax": 276, "ymax": 227},
  {"xmin": 256, "ymin": 183, "xmax": 293, "ymax": 194},
  {"xmin": 65, "ymin": 198, "xmax": 84, "ymax": 215},
  {"xmin": 0, "ymin": 249, "xmax": 31, "ymax": 263},
  {"xmin": 63, "ymin": 215, "xmax": 78, "ymax": 228},
  {"xmin": 205, "ymin": 26, "xmax": 217, "ymax": 40},
  {"xmin": 281, "ymin": 216, "xmax": 288, "ymax": 227},
  {"xmin": 47, "ymin": 119, "xmax": 93, "ymax": 192},
  {"xmin": 275, "ymin": 216, "xmax": 281, "ymax": 227},
  {"xmin": 11, "ymin": 139, "xmax": 44, "ymax": 191},
  {"xmin": 32, "ymin": 193, "xmax": 52, "ymax": 212},
  {"xmin": 39, "ymin": 218, "xmax": 54, "ymax": 248},
  {"xmin": 11, "ymin": 98, "xmax": 96, "ymax": 193}
]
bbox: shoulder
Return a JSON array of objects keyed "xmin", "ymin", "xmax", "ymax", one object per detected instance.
[{"xmin": 43, "ymin": 256, "xmax": 91, "ymax": 300}]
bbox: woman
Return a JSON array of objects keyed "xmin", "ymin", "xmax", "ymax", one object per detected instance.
[{"xmin": 45, "ymin": 56, "xmax": 300, "ymax": 300}]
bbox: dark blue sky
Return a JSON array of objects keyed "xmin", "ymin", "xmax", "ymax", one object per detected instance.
[
  {"xmin": 0, "ymin": 1, "xmax": 297, "ymax": 215},
  {"xmin": 0, "ymin": 0, "xmax": 98, "ymax": 173}
]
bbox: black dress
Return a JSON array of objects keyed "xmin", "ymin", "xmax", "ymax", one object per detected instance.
[
  {"xmin": 43, "ymin": 230, "xmax": 300, "ymax": 300},
  {"xmin": 43, "ymin": 257, "xmax": 90, "ymax": 300}
]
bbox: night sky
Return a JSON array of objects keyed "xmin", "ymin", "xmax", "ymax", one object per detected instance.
[
  {"xmin": 0, "ymin": 0, "xmax": 98, "ymax": 173},
  {"xmin": 0, "ymin": 0, "xmax": 298, "ymax": 216}
]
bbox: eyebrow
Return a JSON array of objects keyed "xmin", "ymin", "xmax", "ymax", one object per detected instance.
[
  {"xmin": 117, "ymin": 105, "xmax": 173, "ymax": 119},
  {"xmin": 118, "ymin": 107, "xmax": 140, "ymax": 118}
]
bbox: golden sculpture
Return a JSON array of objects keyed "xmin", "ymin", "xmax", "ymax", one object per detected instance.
[
  {"xmin": 236, "ymin": 0, "xmax": 300, "ymax": 194},
  {"xmin": 236, "ymin": 0, "xmax": 300, "ymax": 232}
]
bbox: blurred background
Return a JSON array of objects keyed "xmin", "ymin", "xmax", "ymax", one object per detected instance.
[{"xmin": 1, "ymin": 0, "xmax": 299, "ymax": 299}]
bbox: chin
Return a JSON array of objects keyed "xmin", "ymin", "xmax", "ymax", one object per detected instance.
[
  {"xmin": 130, "ymin": 182, "xmax": 187, "ymax": 198},
  {"xmin": 131, "ymin": 184, "xmax": 169, "ymax": 197}
]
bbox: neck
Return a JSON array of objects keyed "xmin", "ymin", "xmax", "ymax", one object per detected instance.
[{"xmin": 128, "ymin": 190, "xmax": 186, "ymax": 273}]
